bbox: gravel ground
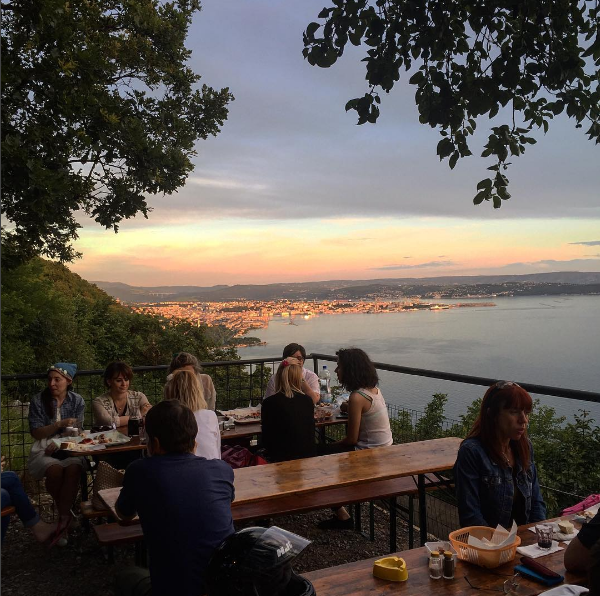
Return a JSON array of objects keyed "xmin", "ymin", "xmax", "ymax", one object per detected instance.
[{"xmin": 1, "ymin": 503, "xmax": 412, "ymax": 595}]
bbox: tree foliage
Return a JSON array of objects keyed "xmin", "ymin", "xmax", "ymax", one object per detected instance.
[
  {"xmin": 1, "ymin": 0, "xmax": 233, "ymax": 262},
  {"xmin": 303, "ymin": 0, "xmax": 600, "ymax": 208},
  {"xmin": 0, "ymin": 254, "xmax": 237, "ymax": 375}
]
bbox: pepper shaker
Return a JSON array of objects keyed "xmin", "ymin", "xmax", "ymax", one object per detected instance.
[{"xmin": 442, "ymin": 551, "xmax": 455, "ymax": 579}]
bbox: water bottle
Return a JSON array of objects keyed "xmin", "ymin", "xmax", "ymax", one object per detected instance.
[{"xmin": 319, "ymin": 366, "xmax": 332, "ymax": 403}]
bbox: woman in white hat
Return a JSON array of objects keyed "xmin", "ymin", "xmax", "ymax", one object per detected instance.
[{"xmin": 27, "ymin": 362, "xmax": 85, "ymax": 545}]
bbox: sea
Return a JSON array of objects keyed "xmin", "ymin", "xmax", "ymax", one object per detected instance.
[{"xmin": 238, "ymin": 295, "xmax": 600, "ymax": 424}]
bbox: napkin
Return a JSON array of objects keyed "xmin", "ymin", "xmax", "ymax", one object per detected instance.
[
  {"xmin": 517, "ymin": 541, "xmax": 563, "ymax": 558},
  {"xmin": 467, "ymin": 521, "xmax": 518, "ymax": 550},
  {"xmin": 534, "ymin": 586, "xmax": 588, "ymax": 595}
]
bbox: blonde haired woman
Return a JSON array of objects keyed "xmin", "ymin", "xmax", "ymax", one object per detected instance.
[
  {"xmin": 163, "ymin": 370, "xmax": 221, "ymax": 460},
  {"xmin": 261, "ymin": 361, "xmax": 317, "ymax": 462}
]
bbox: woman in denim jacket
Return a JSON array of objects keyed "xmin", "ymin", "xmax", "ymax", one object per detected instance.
[{"xmin": 454, "ymin": 381, "xmax": 546, "ymax": 528}]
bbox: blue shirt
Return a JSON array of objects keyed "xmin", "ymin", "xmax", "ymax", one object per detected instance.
[
  {"xmin": 116, "ymin": 453, "xmax": 235, "ymax": 596},
  {"xmin": 28, "ymin": 390, "xmax": 85, "ymax": 433},
  {"xmin": 454, "ymin": 437, "xmax": 546, "ymax": 528}
]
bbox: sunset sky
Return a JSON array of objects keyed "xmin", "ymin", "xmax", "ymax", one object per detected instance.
[{"xmin": 71, "ymin": 0, "xmax": 600, "ymax": 286}]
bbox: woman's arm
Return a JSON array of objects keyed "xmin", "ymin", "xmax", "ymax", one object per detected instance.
[
  {"xmin": 92, "ymin": 398, "xmax": 113, "ymax": 427},
  {"xmin": 301, "ymin": 378, "xmax": 320, "ymax": 405},
  {"xmin": 454, "ymin": 443, "xmax": 489, "ymax": 527},
  {"xmin": 138, "ymin": 393, "xmax": 152, "ymax": 416},
  {"xmin": 29, "ymin": 396, "xmax": 75, "ymax": 440},
  {"xmin": 335, "ymin": 392, "xmax": 364, "ymax": 447}
]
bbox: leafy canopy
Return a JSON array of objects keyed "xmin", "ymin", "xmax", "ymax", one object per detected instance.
[
  {"xmin": 303, "ymin": 0, "xmax": 600, "ymax": 208},
  {"xmin": 1, "ymin": 0, "xmax": 233, "ymax": 261}
]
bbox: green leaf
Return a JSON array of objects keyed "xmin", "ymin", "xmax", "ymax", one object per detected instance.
[
  {"xmin": 436, "ymin": 138, "xmax": 454, "ymax": 159},
  {"xmin": 306, "ymin": 22, "xmax": 321, "ymax": 40}
]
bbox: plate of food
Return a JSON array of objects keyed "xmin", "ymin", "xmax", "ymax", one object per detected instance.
[
  {"xmin": 51, "ymin": 429, "xmax": 131, "ymax": 451},
  {"xmin": 220, "ymin": 406, "xmax": 261, "ymax": 424}
]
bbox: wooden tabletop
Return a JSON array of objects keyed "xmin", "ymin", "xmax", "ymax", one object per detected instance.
[
  {"xmin": 303, "ymin": 518, "xmax": 587, "ymax": 595},
  {"xmin": 233, "ymin": 437, "xmax": 461, "ymax": 505},
  {"xmin": 221, "ymin": 416, "xmax": 346, "ymax": 441}
]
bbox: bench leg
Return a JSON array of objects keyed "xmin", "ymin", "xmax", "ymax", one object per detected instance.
[
  {"xmin": 389, "ymin": 496, "xmax": 397, "ymax": 553},
  {"xmin": 418, "ymin": 473, "xmax": 427, "ymax": 545},
  {"xmin": 369, "ymin": 501, "xmax": 375, "ymax": 541},
  {"xmin": 135, "ymin": 541, "xmax": 148, "ymax": 568},
  {"xmin": 408, "ymin": 495, "xmax": 414, "ymax": 549}
]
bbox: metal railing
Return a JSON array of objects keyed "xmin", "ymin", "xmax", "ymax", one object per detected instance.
[{"xmin": 2, "ymin": 355, "xmax": 599, "ymax": 536}]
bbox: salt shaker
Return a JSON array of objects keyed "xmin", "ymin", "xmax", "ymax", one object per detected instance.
[
  {"xmin": 429, "ymin": 552, "xmax": 442, "ymax": 579},
  {"xmin": 442, "ymin": 551, "xmax": 455, "ymax": 579}
]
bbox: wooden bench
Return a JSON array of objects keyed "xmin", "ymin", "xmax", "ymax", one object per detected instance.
[
  {"xmin": 1, "ymin": 506, "xmax": 16, "ymax": 517},
  {"xmin": 93, "ymin": 473, "xmax": 451, "ymax": 556}
]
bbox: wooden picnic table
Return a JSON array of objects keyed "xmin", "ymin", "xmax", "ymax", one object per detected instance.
[
  {"xmin": 303, "ymin": 517, "xmax": 588, "ymax": 595},
  {"xmin": 233, "ymin": 437, "xmax": 461, "ymax": 542}
]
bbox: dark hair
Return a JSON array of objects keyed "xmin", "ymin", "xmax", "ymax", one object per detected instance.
[
  {"xmin": 144, "ymin": 400, "xmax": 197, "ymax": 454},
  {"xmin": 335, "ymin": 348, "xmax": 379, "ymax": 392},
  {"xmin": 103, "ymin": 361, "xmax": 133, "ymax": 388},
  {"xmin": 167, "ymin": 352, "xmax": 202, "ymax": 376},
  {"xmin": 465, "ymin": 382, "xmax": 533, "ymax": 470},
  {"xmin": 282, "ymin": 343, "xmax": 306, "ymax": 360},
  {"xmin": 42, "ymin": 373, "xmax": 73, "ymax": 418}
]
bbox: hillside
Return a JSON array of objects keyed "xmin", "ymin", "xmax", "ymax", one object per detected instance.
[{"xmin": 0, "ymin": 258, "xmax": 235, "ymax": 375}]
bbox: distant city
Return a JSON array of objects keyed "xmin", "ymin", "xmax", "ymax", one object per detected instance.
[
  {"xmin": 129, "ymin": 299, "xmax": 496, "ymax": 344},
  {"xmin": 94, "ymin": 271, "xmax": 600, "ymax": 346}
]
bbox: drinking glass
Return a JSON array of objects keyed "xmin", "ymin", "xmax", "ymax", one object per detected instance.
[{"xmin": 535, "ymin": 524, "xmax": 553, "ymax": 550}]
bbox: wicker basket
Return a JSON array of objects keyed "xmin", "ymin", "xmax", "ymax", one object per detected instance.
[{"xmin": 448, "ymin": 526, "xmax": 521, "ymax": 569}]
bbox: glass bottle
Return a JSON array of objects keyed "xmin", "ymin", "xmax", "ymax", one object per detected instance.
[
  {"xmin": 429, "ymin": 552, "xmax": 442, "ymax": 579},
  {"xmin": 443, "ymin": 552, "xmax": 455, "ymax": 579}
]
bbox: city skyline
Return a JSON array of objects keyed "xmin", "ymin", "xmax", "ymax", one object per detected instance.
[{"xmin": 70, "ymin": 0, "xmax": 600, "ymax": 286}]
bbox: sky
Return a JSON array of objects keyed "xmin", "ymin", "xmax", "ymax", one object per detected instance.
[{"xmin": 71, "ymin": 0, "xmax": 600, "ymax": 287}]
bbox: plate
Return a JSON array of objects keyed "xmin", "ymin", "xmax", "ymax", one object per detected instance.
[
  {"xmin": 234, "ymin": 417, "xmax": 261, "ymax": 425},
  {"xmin": 52, "ymin": 429, "xmax": 131, "ymax": 450}
]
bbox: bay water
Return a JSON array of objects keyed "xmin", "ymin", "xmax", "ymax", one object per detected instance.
[{"xmin": 238, "ymin": 295, "xmax": 600, "ymax": 423}]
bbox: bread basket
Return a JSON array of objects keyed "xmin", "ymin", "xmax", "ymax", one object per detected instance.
[{"xmin": 448, "ymin": 526, "xmax": 521, "ymax": 568}]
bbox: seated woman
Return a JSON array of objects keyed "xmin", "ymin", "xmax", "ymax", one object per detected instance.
[
  {"xmin": 27, "ymin": 362, "xmax": 85, "ymax": 545},
  {"xmin": 168, "ymin": 353, "xmax": 217, "ymax": 411},
  {"xmin": 92, "ymin": 361, "xmax": 151, "ymax": 428},
  {"xmin": 454, "ymin": 381, "xmax": 546, "ymax": 528},
  {"xmin": 264, "ymin": 343, "xmax": 320, "ymax": 405},
  {"xmin": 318, "ymin": 348, "xmax": 393, "ymax": 529},
  {"xmin": 163, "ymin": 369, "xmax": 221, "ymax": 459},
  {"xmin": 261, "ymin": 361, "xmax": 317, "ymax": 462},
  {"xmin": 331, "ymin": 348, "xmax": 393, "ymax": 451},
  {"xmin": 1, "ymin": 456, "xmax": 57, "ymax": 544}
]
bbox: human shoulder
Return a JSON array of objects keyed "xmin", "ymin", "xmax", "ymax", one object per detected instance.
[
  {"xmin": 93, "ymin": 393, "xmax": 112, "ymax": 406},
  {"xmin": 67, "ymin": 390, "xmax": 84, "ymax": 404},
  {"xmin": 458, "ymin": 437, "xmax": 486, "ymax": 457}
]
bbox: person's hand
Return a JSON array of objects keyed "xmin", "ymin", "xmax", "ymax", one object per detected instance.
[
  {"xmin": 45, "ymin": 442, "xmax": 58, "ymax": 456},
  {"xmin": 1, "ymin": 455, "xmax": 6, "ymax": 472},
  {"xmin": 283, "ymin": 357, "xmax": 301, "ymax": 366},
  {"xmin": 340, "ymin": 401, "xmax": 349, "ymax": 414},
  {"xmin": 60, "ymin": 418, "xmax": 77, "ymax": 428},
  {"xmin": 141, "ymin": 403, "xmax": 152, "ymax": 415}
]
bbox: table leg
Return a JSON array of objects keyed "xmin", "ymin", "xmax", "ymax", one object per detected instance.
[
  {"xmin": 317, "ymin": 426, "xmax": 326, "ymax": 445},
  {"xmin": 418, "ymin": 473, "xmax": 427, "ymax": 545},
  {"xmin": 369, "ymin": 501, "xmax": 375, "ymax": 541},
  {"xmin": 389, "ymin": 496, "xmax": 397, "ymax": 553},
  {"xmin": 408, "ymin": 495, "xmax": 414, "ymax": 549}
]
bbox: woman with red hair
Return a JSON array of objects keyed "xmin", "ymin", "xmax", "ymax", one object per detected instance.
[{"xmin": 454, "ymin": 381, "xmax": 546, "ymax": 528}]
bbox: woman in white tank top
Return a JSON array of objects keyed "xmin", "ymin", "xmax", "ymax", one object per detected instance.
[{"xmin": 333, "ymin": 348, "xmax": 393, "ymax": 450}]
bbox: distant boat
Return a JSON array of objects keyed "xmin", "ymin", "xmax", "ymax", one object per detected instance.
[{"xmin": 288, "ymin": 314, "xmax": 298, "ymax": 326}]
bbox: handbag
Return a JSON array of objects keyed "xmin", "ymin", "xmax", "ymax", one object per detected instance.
[
  {"xmin": 91, "ymin": 461, "xmax": 125, "ymax": 510},
  {"xmin": 221, "ymin": 445, "xmax": 268, "ymax": 469}
]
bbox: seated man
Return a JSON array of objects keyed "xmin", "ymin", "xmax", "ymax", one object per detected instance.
[
  {"xmin": 264, "ymin": 343, "xmax": 320, "ymax": 404},
  {"xmin": 115, "ymin": 400, "xmax": 234, "ymax": 596},
  {"xmin": 564, "ymin": 510, "xmax": 600, "ymax": 573}
]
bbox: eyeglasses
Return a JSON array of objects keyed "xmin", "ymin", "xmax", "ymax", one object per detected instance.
[{"xmin": 465, "ymin": 572, "xmax": 521, "ymax": 594}]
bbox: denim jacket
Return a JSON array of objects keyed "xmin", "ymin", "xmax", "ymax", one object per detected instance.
[{"xmin": 454, "ymin": 437, "xmax": 546, "ymax": 528}]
